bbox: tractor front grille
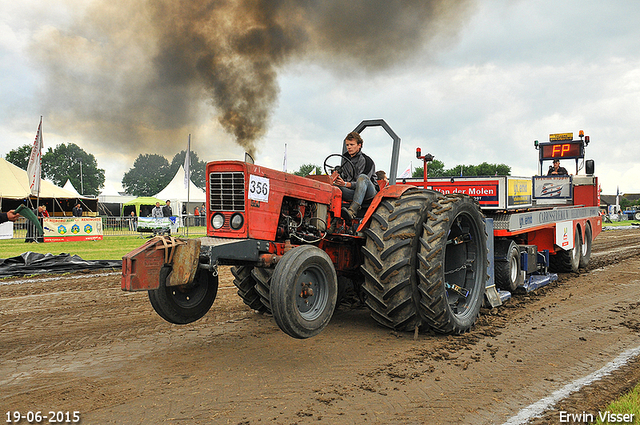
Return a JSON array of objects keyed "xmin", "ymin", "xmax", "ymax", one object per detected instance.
[{"xmin": 209, "ymin": 172, "xmax": 245, "ymax": 211}]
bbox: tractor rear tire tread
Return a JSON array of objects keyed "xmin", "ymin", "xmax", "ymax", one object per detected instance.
[
  {"xmin": 361, "ymin": 187, "xmax": 439, "ymax": 332},
  {"xmin": 231, "ymin": 266, "xmax": 269, "ymax": 312}
]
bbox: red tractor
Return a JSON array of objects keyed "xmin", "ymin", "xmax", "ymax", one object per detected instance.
[{"xmin": 122, "ymin": 120, "xmax": 600, "ymax": 339}]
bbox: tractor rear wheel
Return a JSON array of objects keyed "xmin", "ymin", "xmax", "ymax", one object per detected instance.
[
  {"xmin": 270, "ymin": 245, "xmax": 338, "ymax": 339},
  {"xmin": 148, "ymin": 266, "xmax": 218, "ymax": 324},
  {"xmin": 361, "ymin": 188, "xmax": 488, "ymax": 334},
  {"xmin": 579, "ymin": 224, "xmax": 592, "ymax": 268},
  {"xmin": 252, "ymin": 267, "xmax": 274, "ymax": 311},
  {"xmin": 549, "ymin": 228, "xmax": 581, "ymax": 272},
  {"xmin": 416, "ymin": 193, "xmax": 488, "ymax": 334},
  {"xmin": 231, "ymin": 266, "xmax": 270, "ymax": 313}
]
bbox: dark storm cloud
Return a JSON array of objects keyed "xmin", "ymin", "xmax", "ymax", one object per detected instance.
[{"xmin": 31, "ymin": 0, "xmax": 474, "ymax": 156}]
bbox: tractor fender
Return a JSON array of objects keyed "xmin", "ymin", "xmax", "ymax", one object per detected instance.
[{"xmin": 357, "ymin": 184, "xmax": 415, "ymax": 232}]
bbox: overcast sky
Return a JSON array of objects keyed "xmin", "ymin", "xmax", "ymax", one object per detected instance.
[{"xmin": 1, "ymin": 1, "xmax": 638, "ymax": 195}]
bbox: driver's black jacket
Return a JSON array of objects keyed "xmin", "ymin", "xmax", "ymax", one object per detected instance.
[{"xmin": 341, "ymin": 151, "xmax": 380, "ymax": 191}]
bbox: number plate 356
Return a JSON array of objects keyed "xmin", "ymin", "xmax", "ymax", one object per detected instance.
[{"xmin": 248, "ymin": 175, "xmax": 269, "ymax": 202}]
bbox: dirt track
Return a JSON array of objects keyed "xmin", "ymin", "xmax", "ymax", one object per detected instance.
[{"xmin": 1, "ymin": 228, "xmax": 640, "ymax": 424}]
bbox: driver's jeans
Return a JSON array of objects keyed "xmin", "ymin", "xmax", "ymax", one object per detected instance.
[{"xmin": 339, "ymin": 174, "xmax": 377, "ymax": 205}]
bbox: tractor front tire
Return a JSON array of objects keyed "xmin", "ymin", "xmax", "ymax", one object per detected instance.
[
  {"xmin": 148, "ymin": 266, "xmax": 218, "ymax": 324},
  {"xmin": 270, "ymin": 245, "xmax": 338, "ymax": 339}
]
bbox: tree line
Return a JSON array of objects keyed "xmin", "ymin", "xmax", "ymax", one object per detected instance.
[
  {"xmin": 412, "ymin": 159, "xmax": 511, "ymax": 178},
  {"xmin": 5, "ymin": 144, "xmax": 207, "ymax": 197},
  {"xmin": 6, "ymin": 142, "xmax": 511, "ymax": 198},
  {"xmin": 293, "ymin": 160, "xmax": 511, "ymax": 178},
  {"xmin": 6, "ymin": 143, "xmax": 105, "ymax": 196},
  {"xmin": 121, "ymin": 152, "xmax": 206, "ymax": 196}
]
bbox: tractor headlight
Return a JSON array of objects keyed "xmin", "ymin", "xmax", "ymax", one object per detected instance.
[
  {"xmin": 230, "ymin": 213, "xmax": 244, "ymax": 230},
  {"xmin": 211, "ymin": 213, "xmax": 225, "ymax": 229}
]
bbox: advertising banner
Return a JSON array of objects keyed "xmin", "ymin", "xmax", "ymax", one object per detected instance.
[
  {"xmin": 427, "ymin": 179, "xmax": 500, "ymax": 206},
  {"xmin": 136, "ymin": 217, "xmax": 180, "ymax": 233},
  {"xmin": 0, "ymin": 222, "xmax": 13, "ymax": 240},
  {"xmin": 533, "ymin": 176, "xmax": 572, "ymax": 199},
  {"xmin": 42, "ymin": 217, "xmax": 103, "ymax": 242},
  {"xmin": 507, "ymin": 178, "xmax": 532, "ymax": 207}
]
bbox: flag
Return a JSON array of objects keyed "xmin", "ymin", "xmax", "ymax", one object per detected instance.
[
  {"xmin": 283, "ymin": 143, "xmax": 287, "ymax": 172},
  {"xmin": 183, "ymin": 134, "xmax": 191, "ymax": 189},
  {"xmin": 26, "ymin": 117, "xmax": 43, "ymax": 196},
  {"xmin": 398, "ymin": 163, "xmax": 412, "ymax": 179}
]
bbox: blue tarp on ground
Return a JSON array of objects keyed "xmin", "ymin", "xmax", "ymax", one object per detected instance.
[{"xmin": 0, "ymin": 252, "xmax": 121, "ymax": 277}]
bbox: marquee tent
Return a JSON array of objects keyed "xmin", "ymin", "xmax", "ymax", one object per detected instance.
[
  {"xmin": 63, "ymin": 179, "xmax": 81, "ymax": 196},
  {"xmin": 153, "ymin": 165, "xmax": 206, "ymax": 215},
  {"xmin": 0, "ymin": 158, "xmax": 97, "ymax": 215},
  {"xmin": 98, "ymin": 184, "xmax": 135, "ymax": 216},
  {"xmin": 122, "ymin": 196, "xmax": 165, "ymax": 217}
]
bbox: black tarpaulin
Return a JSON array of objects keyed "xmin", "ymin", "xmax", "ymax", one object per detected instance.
[{"xmin": 0, "ymin": 252, "xmax": 122, "ymax": 277}]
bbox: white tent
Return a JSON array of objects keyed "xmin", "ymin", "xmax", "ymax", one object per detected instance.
[
  {"xmin": 154, "ymin": 166, "xmax": 206, "ymax": 215},
  {"xmin": 63, "ymin": 179, "xmax": 82, "ymax": 196},
  {"xmin": 0, "ymin": 158, "xmax": 81, "ymax": 199},
  {"xmin": 97, "ymin": 183, "xmax": 136, "ymax": 216},
  {"xmin": 0, "ymin": 158, "xmax": 97, "ymax": 215}
]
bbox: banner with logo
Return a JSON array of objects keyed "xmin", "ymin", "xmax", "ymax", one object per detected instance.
[
  {"xmin": 136, "ymin": 217, "xmax": 180, "ymax": 232},
  {"xmin": 42, "ymin": 217, "xmax": 103, "ymax": 242}
]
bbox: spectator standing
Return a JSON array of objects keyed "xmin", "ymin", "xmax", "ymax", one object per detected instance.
[
  {"xmin": 162, "ymin": 200, "xmax": 173, "ymax": 217},
  {"xmin": 128, "ymin": 211, "xmax": 137, "ymax": 232},
  {"xmin": 72, "ymin": 203, "xmax": 83, "ymax": 217},
  {"xmin": 151, "ymin": 202, "xmax": 164, "ymax": 218}
]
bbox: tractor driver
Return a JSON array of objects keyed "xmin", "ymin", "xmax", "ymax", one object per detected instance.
[{"xmin": 331, "ymin": 131, "xmax": 379, "ymax": 220}]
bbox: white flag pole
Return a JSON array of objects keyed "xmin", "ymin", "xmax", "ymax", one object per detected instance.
[
  {"xmin": 27, "ymin": 116, "xmax": 43, "ymax": 197},
  {"xmin": 185, "ymin": 134, "xmax": 191, "ymax": 236},
  {"xmin": 283, "ymin": 143, "xmax": 287, "ymax": 172},
  {"xmin": 26, "ymin": 116, "xmax": 43, "ymax": 242}
]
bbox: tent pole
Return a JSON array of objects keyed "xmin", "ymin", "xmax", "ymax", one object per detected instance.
[{"xmin": 186, "ymin": 134, "xmax": 191, "ymax": 238}]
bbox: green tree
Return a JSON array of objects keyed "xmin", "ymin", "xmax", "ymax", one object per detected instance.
[
  {"xmin": 169, "ymin": 150, "xmax": 207, "ymax": 190},
  {"xmin": 413, "ymin": 160, "xmax": 511, "ymax": 178},
  {"xmin": 413, "ymin": 159, "xmax": 446, "ymax": 178},
  {"xmin": 473, "ymin": 162, "xmax": 511, "ymax": 176},
  {"xmin": 122, "ymin": 154, "xmax": 170, "ymax": 196},
  {"xmin": 41, "ymin": 143, "xmax": 105, "ymax": 196},
  {"xmin": 5, "ymin": 144, "xmax": 33, "ymax": 170},
  {"xmin": 620, "ymin": 197, "xmax": 631, "ymax": 210},
  {"xmin": 294, "ymin": 164, "xmax": 322, "ymax": 176}
]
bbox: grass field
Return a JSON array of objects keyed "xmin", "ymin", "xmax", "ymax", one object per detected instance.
[
  {"xmin": 0, "ymin": 229, "xmax": 207, "ymax": 261},
  {"xmin": 595, "ymin": 383, "xmax": 640, "ymax": 424}
]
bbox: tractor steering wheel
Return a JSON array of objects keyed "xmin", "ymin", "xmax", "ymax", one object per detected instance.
[{"xmin": 323, "ymin": 154, "xmax": 356, "ymax": 179}]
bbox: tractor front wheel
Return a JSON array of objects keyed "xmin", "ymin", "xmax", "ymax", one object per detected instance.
[
  {"xmin": 270, "ymin": 245, "xmax": 338, "ymax": 339},
  {"xmin": 148, "ymin": 266, "xmax": 218, "ymax": 324}
]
